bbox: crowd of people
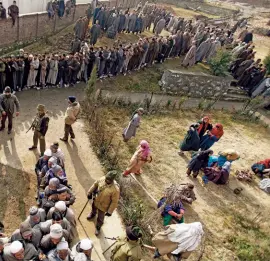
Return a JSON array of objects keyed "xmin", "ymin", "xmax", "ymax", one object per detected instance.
[
  {"xmin": 46, "ymin": 0, "xmax": 77, "ymax": 19},
  {"xmin": 1, "ymin": 2, "xmax": 270, "ymax": 261},
  {"xmin": 0, "ymin": 0, "xmax": 19, "ymax": 25}
]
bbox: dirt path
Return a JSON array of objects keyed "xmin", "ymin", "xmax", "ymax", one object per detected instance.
[{"xmin": 0, "ymin": 86, "xmax": 124, "ymax": 260}]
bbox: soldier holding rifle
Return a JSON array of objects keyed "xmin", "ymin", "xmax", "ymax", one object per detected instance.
[{"xmin": 28, "ymin": 104, "xmax": 50, "ymax": 156}]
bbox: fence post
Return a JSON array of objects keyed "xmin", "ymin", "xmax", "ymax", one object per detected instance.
[
  {"xmin": 36, "ymin": 13, "xmax": 39, "ymax": 38},
  {"xmin": 17, "ymin": 15, "xmax": 20, "ymax": 42},
  {"xmin": 53, "ymin": 14, "xmax": 57, "ymax": 32}
]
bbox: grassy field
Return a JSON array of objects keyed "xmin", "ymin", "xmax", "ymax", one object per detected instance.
[{"xmin": 85, "ymin": 104, "xmax": 270, "ymax": 261}]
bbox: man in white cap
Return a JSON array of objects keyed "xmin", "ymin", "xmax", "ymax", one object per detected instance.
[
  {"xmin": 40, "ymin": 211, "xmax": 71, "ymax": 241},
  {"xmin": 48, "ymin": 239, "xmax": 72, "ymax": 261},
  {"xmin": 50, "ymin": 142, "xmax": 65, "ymax": 168},
  {"xmin": 3, "ymin": 240, "xmax": 37, "ymax": 261},
  {"xmin": 40, "ymin": 224, "xmax": 66, "ymax": 255},
  {"xmin": 47, "ymin": 201, "xmax": 76, "ymax": 240},
  {"xmin": 71, "ymin": 239, "xmax": 93, "ymax": 261},
  {"xmin": 24, "ymin": 206, "xmax": 46, "ymax": 228},
  {"xmin": 10, "ymin": 220, "xmax": 42, "ymax": 249}
]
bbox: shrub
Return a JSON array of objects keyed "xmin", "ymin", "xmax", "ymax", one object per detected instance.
[
  {"xmin": 208, "ymin": 48, "xmax": 232, "ymax": 77},
  {"xmin": 263, "ymin": 53, "xmax": 270, "ymax": 75}
]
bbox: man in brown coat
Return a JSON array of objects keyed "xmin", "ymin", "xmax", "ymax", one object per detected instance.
[
  {"xmin": 60, "ymin": 96, "xmax": 80, "ymax": 142},
  {"xmin": 0, "ymin": 86, "xmax": 20, "ymax": 134},
  {"xmin": 87, "ymin": 170, "xmax": 120, "ymax": 235},
  {"xmin": 29, "ymin": 104, "xmax": 50, "ymax": 156}
]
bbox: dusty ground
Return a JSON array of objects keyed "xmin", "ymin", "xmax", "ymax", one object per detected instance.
[
  {"xmin": 0, "ymin": 86, "xmax": 124, "ymax": 260},
  {"xmin": 93, "ymin": 105, "xmax": 270, "ymax": 261}
]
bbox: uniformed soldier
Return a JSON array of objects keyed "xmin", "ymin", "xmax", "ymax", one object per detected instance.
[
  {"xmin": 29, "ymin": 104, "xmax": 50, "ymax": 156},
  {"xmin": 110, "ymin": 226, "xmax": 143, "ymax": 261},
  {"xmin": 87, "ymin": 170, "xmax": 120, "ymax": 235}
]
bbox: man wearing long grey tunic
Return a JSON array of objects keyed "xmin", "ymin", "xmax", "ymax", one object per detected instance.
[
  {"xmin": 96, "ymin": 7, "xmax": 106, "ymax": 30},
  {"xmin": 128, "ymin": 12, "xmax": 137, "ymax": 33},
  {"xmin": 182, "ymin": 41, "xmax": 197, "ymax": 67},
  {"xmin": 172, "ymin": 31, "xmax": 183, "ymax": 57},
  {"xmin": 71, "ymin": 38, "xmax": 81, "ymax": 54},
  {"xmin": 74, "ymin": 17, "xmax": 85, "ymax": 40},
  {"xmin": 167, "ymin": 15, "xmax": 174, "ymax": 31},
  {"xmin": 90, "ymin": 22, "xmax": 101, "ymax": 46},
  {"xmin": 118, "ymin": 11, "xmax": 126, "ymax": 32},
  {"xmin": 155, "ymin": 17, "xmax": 165, "ymax": 35},
  {"xmin": 234, "ymin": 59, "xmax": 254, "ymax": 79},
  {"xmin": 122, "ymin": 108, "xmax": 144, "ymax": 142},
  {"xmin": 181, "ymin": 31, "xmax": 192, "ymax": 55},
  {"xmin": 206, "ymin": 38, "xmax": 221, "ymax": 62},
  {"xmin": 195, "ymin": 38, "xmax": 212, "ymax": 63},
  {"xmin": 4, "ymin": 241, "xmax": 37, "ymax": 261},
  {"xmin": 47, "ymin": 56, "xmax": 59, "ymax": 86}
]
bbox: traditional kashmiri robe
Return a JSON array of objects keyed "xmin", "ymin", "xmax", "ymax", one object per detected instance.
[
  {"xmin": 195, "ymin": 39, "xmax": 212, "ymax": 63},
  {"xmin": 122, "ymin": 113, "xmax": 141, "ymax": 141},
  {"xmin": 155, "ymin": 18, "xmax": 165, "ymax": 35},
  {"xmin": 90, "ymin": 24, "xmax": 101, "ymax": 45},
  {"xmin": 182, "ymin": 44, "xmax": 196, "ymax": 67}
]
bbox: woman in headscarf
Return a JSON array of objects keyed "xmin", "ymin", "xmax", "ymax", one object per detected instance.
[
  {"xmin": 122, "ymin": 108, "xmax": 144, "ymax": 142},
  {"xmin": 199, "ymin": 123, "xmax": 224, "ymax": 150},
  {"xmin": 152, "ymin": 222, "xmax": 204, "ymax": 260},
  {"xmin": 251, "ymin": 158, "xmax": 270, "ymax": 179},
  {"xmin": 197, "ymin": 116, "xmax": 212, "ymax": 140},
  {"xmin": 202, "ymin": 161, "xmax": 231, "ymax": 185},
  {"xmin": 187, "ymin": 149, "xmax": 213, "ymax": 178},
  {"xmin": 123, "ymin": 140, "xmax": 152, "ymax": 176},
  {"xmin": 178, "ymin": 123, "xmax": 200, "ymax": 155}
]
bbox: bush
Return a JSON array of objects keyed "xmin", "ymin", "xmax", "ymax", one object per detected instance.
[
  {"xmin": 208, "ymin": 48, "xmax": 232, "ymax": 77},
  {"xmin": 263, "ymin": 53, "xmax": 270, "ymax": 75}
]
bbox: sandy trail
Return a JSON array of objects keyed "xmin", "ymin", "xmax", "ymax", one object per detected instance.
[{"xmin": 0, "ymin": 86, "xmax": 124, "ymax": 260}]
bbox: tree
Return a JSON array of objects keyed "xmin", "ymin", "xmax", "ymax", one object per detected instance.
[{"xmin": 208, "ymin": 48, "xmax": 232, "ymax": 77}]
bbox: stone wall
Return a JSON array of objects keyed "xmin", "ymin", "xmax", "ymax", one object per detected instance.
[{"xmin": 160, "ymin": 70, "xmax": 232, "ymax": 99}]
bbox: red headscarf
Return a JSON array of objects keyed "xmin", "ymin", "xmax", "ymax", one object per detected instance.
[
  {"xmin": 210, "ymin": 123, "xmax": 224, "ymax": 139},
  {"xmin": 197, "ymin": 116, "xmax": 210, "ymax": 135}
]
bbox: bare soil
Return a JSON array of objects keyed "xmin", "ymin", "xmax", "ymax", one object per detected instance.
[{"xmin": 92, "ymin": 105, "xmax": 270, "ymax": 261}]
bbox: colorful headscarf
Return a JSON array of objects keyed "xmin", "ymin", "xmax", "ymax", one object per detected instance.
[
  {"xmin": 140, "ymin": 140, "xmax": 150, "ymax": 158},
  {"xmin": 210, "ymin": 123, "xmax": 224, "ymax": 139}
]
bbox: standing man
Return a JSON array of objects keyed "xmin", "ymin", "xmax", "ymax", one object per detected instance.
[
  {"xmin": 0, "ymin": 2, "xmax": 7, "ymax": 19},
  {"xmin": 8, "ymin": 0, "xmax": 19, "ymax": 26},
  {"xmin": 0, "ymin": 86, "xmax": 20, "ymax": 134},
  {"xmin": 29, "ymin": 104, "xmax": 50, "ymax": 156},
  {"xmin": 87, "ymin": 170, "xmax": 120, "ymax": 235},
  {"xmin": 60, "ymin": 96, "xmax": 80, "ymax": 142}
]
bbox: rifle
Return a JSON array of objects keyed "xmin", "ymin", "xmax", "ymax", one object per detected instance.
[{"xmin": 26, "ymin": 115, "xmax": 38, "ymax": 133}]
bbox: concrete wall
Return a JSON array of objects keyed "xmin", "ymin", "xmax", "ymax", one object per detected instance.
[
  {"xmin": 0, "ymin": 3, "xmax": 88, "ymax": 48},
  {"xmin": 160, "ymin": 70, "xmax": 232, "ymax": 99}
]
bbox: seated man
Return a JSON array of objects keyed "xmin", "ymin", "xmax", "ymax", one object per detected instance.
[
  {"xmin": 158, "ymin": 197, "xmax": 185, "ymax": 226},
  {"xmin": 47, "ymin": 201, "xmax": 76, "ymax": 240},
  {"xmin": 48, "ymin": 239, "xmax": 72, "ymax": 261},
  {"xmin": 24, "ymin": 206, "xmax": 46, "ymax": 228},
  {"xmin": 40, "ymin": 211, "xmax": 71, "ymax": 242},
  {"xmin": 4, "ymin": 241, "xmax": 37, "ymax": 261},
  {"xmin": 10, "ymin": 221, "xmax": 42, "ymax": 249},
  {"xmin": 71, "ymin": 239, "xmax": 93, "ymax": 261},
  {"xmin": 44, "ymin": 165, "xmax": 68, "ymax": 187},
  {"xmin": 251, "ymin": 158, "xmax": 270, "ymax": 179},
  {"xmin": 40, "ymin": 224, "xmax": 66, "ymax": 255},
  {"xmin": 50, "ymin": 142, "xmax": 65, "ymax": 168}
]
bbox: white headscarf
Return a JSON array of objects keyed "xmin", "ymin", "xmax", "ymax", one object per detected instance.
[{"xmin": 167, "ymin": 222, "xmax": 204, "ymax": 254}]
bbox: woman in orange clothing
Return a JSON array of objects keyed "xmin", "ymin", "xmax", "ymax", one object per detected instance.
[
  {"xmin": 197, "ymin": 116, "xmax": 212, "ymax": 140},
  {"xmin": 251, "ymin": 158, "xmax": 270, "ymax": 179},
  {"xmin": 199, "ymin": 123, "xmax": 224, "ymax": 151},
  {"xmin": 123, "ymin": 140, "xmax": 152, "ymax": 176}
]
